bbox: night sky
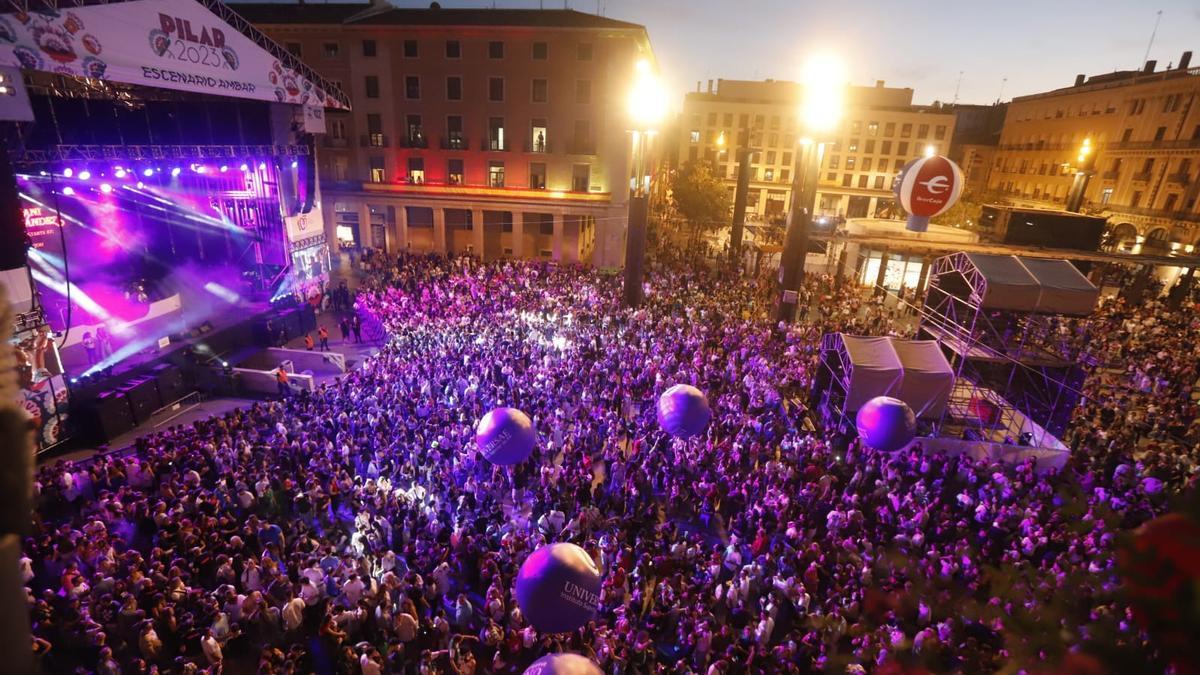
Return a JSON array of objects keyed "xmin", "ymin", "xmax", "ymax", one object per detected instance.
[{"xmin": 238, "ymin": 0, "xmax": 1200, "ymax": 107}]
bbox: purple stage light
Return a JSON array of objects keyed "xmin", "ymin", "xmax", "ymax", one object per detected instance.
[
  {"xmin": 239, "ymin": 163, "xmax": 249, "ymax": 172},
  {"xmin": 136, "ymin": 181, "xmax": 144, "ymax": 189},
  {"xmin": 115, "ymin": 169, "xmax": 127, "ymax": 179},
  {"xmin": 171, "ymin": 167, "xmax": 182, "ymax": 177},
  {"xmin": 100, "ymin": 183, "xmax": 112, "ymax": 194},
  {"xmin": 290, "ymin": 160, "xmax": 298, "ymax": 168},
  {"xmin": 61, "ymin": 186, "xmax": 74, "ymax": 195},
  {"xmin": 258, "ymin": 162, "xmax": 266, "ymax": 170},
  {"xmin": 78, "ymin": 170, "xmax": 91, "ymax": 180},
  {"xmin": 219, "ymin": 165, "xmax": 228, "ymax": 173},
  {"xmin": 62, "ymin": 168, "xmax": 74, "ymax": 178},
  {"xmin": 142, "ymin": 168, "xmax": 154, "ymax": 177},
  {"xmin": 39, "ymin": 170, "xmax": 48, "ymax": 177}
]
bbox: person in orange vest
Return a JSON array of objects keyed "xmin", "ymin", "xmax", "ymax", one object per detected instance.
[
  {"xmin": 318, "ymin": 326, "xmax": 329, "ymax": 352},
  {"xmin": 304, "ymin": 333, "xmax": 315, "ymax": 351},
  {"xmin": 275, "ymin": 366, "xmax": 289, "ymax": 397}
]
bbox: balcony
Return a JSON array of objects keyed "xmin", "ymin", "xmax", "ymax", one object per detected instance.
[
  {"xmin": 1167, "ymin": 172, "xmax": 1191, "ymax": 185},
  {"xmin": 566, "ymin": 141, "xmax": 596, "ymax": 155},
  {"xmin": 525, "ymin": 140, "xmax": 553, "ymax": 154},
  {"xmin": 360, "ymin": 134, "xmax": 389, "ymax": 148},
  {"xmin": 1109, "ymin": 138, "xmax": 1200, "ymax": 151},
  {"xmin": 1101, "ymin": 170, "xmax": 1120, "ymax": 180},
  {"xmin": 322, "ymin": 137, "xmax": 349, "ymax": 148},
  {"xmin": 1102, "ymin": 204, "xmax": 1200, "ymax": 223},
  {"xmin": 1130, "ymin": 171, "xmax": 1152, "ymax": 183},
  {"xmin": 399, "ymin": 134, "xmax": 428, "ymax": 149},
  {"xmin": 440, "ymin": 136, "xmax": 468, "ymax": 150},
  {"xmin": 482, "ymin": 139, "xmax": 509, "ymax": 152}
]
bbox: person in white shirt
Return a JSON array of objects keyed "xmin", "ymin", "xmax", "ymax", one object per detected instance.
[
  {"xmin": 341, "ymin": 574, "xmax": 366, "ymax": 607},
  {"xmin": 282, "ymin": 595, "xmax": 306, "ymax": 632},
  {"xmin": 200, "ymin": 628, "xmax": 223, "ymax": 667}
]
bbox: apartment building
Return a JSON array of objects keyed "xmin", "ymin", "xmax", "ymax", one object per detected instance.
[
  {"xmin": 987, "ymin": 52, "xmax": 1200, "ymax": 254},
  {"xmin": 235, "ymin": 2, "xmax": 655, "ymax": 266},
  {"xmin": 679, "ymin": 79, "xmax": 956, "ymax": 221}
]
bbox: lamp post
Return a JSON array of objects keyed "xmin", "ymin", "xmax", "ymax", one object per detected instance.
[
  {"xmin": 623, "ymin": 59, "xmax": 666, "ymax": 308},
  {"xmin": 729, "ymin": 128, "xmax": 759, "ymax": 269},
  {"xmin": 1065, "ymin": 137, "xmax": 1094, "ymax": 213},
  {"xmin": 777, "ymin": 54, "xmax": 845, "ymax": 322}
]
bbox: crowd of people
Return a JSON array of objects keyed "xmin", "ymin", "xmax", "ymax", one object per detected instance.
[{"xmin": 24, "ymin": 247, "xmax": 1199, "ymax": 673}]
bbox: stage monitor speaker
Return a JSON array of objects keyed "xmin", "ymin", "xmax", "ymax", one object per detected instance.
[
  {"xmin": 120, "ymin": 376, "xmax": 162, "ymax": 424},
  {"xmin": 91, "ymin": 390, "xmax": 134, "ymax": 442},
  {"xmin": 150, "ymin": 363, "xmax": 189, "ymax": 403}
]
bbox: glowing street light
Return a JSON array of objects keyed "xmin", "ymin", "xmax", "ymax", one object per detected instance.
[
  {"xmin": 778, "ymin": 52, "xmax": 846, "ymax": 321},
  {"xmin": 623, "ymin": 58, "xmax": 667, "ymax": 308},
  {"xmin": 1066, "ymin": 136, "xmax": 1096, "ymax": 212}
]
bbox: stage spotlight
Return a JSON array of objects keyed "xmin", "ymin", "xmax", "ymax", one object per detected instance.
[
  {"xmin": 290, "ymin": 160, "xmax": 298, "ymax": 168},
  {"xmin": 142, "ymin": 168, "xmax": 154, "ymax": 177},
  {"xmin": 39, "ymin": 170, "xmax": 48, "ymax": 177},
  {"xmin": 221, "ymin": 361, "xmax": 229, "ymax": 367},
  {"xmin": 239, "ymin": 163, "xmax": 249, "ymax": 172},
  {"xmin": 62, "ymin": 168, "xmax": 74, "ymax": 178},
  {"xmin": 61, "ymin": 186, "xmax": 74, "ymax": 196},
  {"xmin": 171, "ymin": 167, "xmax": 182, "ymax": 177},
  {"xmin": 136, "ymin": 181, "xmax": 144, "ymax": 189},
  {"xmin": 197, "ymin": 165, "xmax": 208, "ymax": 174},
  {"xmin": 100, "ymin": 183, "xmax": 112, "ymax": 194},
  {"xmin": 69, "ymin": 377, "xmax": 77, "ymax": 384},
  {"xmin": 115, "ymin": 168, "xmax": 127, "ymax": 179},
  {"xmin": 220, "ymin": 165, "xmax": 228, "ymax": 172},
  {"xmin": 258, "ymin": 162, "xmax": 266, "ymax": 170},
  {"xmin": 78, "ymin": 170, "xmax": 91, "ymax": 180}
]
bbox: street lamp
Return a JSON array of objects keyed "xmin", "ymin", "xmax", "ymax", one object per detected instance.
[
  {"xmin": 623, "ymin": 58, "xmax": 666, "ymax": 307},
  {"xmin": 777, "ymin": 53, "xmax": 845, "ymax": 321},
  {"xmin": 1066, "ymin": 136, "xmax": 1095, "ymax": 212}
]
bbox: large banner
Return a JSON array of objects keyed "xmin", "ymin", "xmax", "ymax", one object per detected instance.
[{"xmin": 0, "ymin": 0, "xmax": 347, "ymax": 109}]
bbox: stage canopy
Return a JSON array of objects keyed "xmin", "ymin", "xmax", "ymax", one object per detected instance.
[
  {"xmin": 941, "ymin": 253, "xmax": 1098, "ymax": 316},
  {"xmin": 0, "ymin": 0, "xmax": 349, "ymax": 110},
  {"xmin": 823, "ymin": 333, "xmax": 955, "ymax": 418}
]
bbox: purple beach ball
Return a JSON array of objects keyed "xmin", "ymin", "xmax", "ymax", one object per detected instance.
[
  {"xmin": 476, "ymin": 407, "xmax": 536, "ymax": 465},
  {"xmin": 515, "ymin": 543, "xmax": 602, "ymax": 634},
  {"xmin": 855, "ymin": 396, "xmax": 917, "ymax": 452},
  {"xmin": 522, "ymin": 653, "xmax": 603, "ymax": 675},
  {"xmin": 657, "ymin": 384, "xmax": 712, "ymax": 439}
]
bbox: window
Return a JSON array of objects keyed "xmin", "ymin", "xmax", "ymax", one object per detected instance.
[
  {"xmin": 766, "ymin": 151, "xmax": 777, "ymax": 165},
  {"xmin": 901, "ymin": 123, "xmax": 912, "ymax": 138},
  {"xmin": 489, "ymin": 77, "xmax": 504, "ymax": 102},
  {"xmin": 829, "ymin": 156, "xmax": 840, "ymax": 169},
  {"xmin": 405, "ymin": 76, "xmax": 420, "ymax": 100},
  {"xmin": 448, "ymin": 159, "xmax": 464, "ymax": 185},
  {"xmin": 532, "ymin": 42, "xmax": 548, "ymax": 59},
  {"xmin": 1121, "ymin": 128, "xmax": 1133, "ymax": 142},
  {"xmin": 365, "ymin": 75, "xmax": 379, "ymax": 99},
  {"xmin": 867, "ymin": 122, "xmax": 878, "ymax": 136},
  {"xmin": 881, "ymin": 140, "xmax": 892, "ymax": 155},
  {"xmin": 781, "ymin": 152, "xmax": 791, "ymax": 165},
  {"xmin": 848, "ymin": 140, "xmax": 859, "ymax": 153},
  {"xmin": 407, "ymin": 157, "xmax": 424, "ymax": 184},
  {"xmin": 362, "ymin": 40, "xmax": 376, "ymax": 57},
  {"xmin": 842, "ymin": 174, "xmax": 852, "ymax": 187},
  {"xmin": 488, "ymin": 161, "xmax": 505, "ymax": 187},
  {"xmin": 1154, "ymin": 126, "xmax": 1167, "ymax": 141},
  {"xmin": 874, "ymin": 176, "xmax": 885, "ymax": 189},
  {"xmin": 403, "ymin": 40, "xmax": 418, "ymax": 58},
  {"xmin": 764, "ymin": 168, "xmax": 775, "ymax": 181},
  {"xmin": 846, "ymin": 157, "xmax": 856, "ymax": 170},
  {"xmin": 285, "ymin": 42, "xmax": 301, "ymax": 57},
  {"xmin": 446, "ymin": 76, "xmax": 462, "ymax": 101},
  {"xmin": 897, "ymin": 142, "xmax": 909, "ymax": 156},
  {"xmin": 532, "ymin": 78, "xmax": 548, "ymax": 103},
  {"xmin": 531, "ymin": 119, "xmax": 547, "ymax": 152},
  {"xmin": 577, "ymin": 42, "xmax": 593, "ymax": 60},
  {"xmin": 572, "ymin": 164, "xmax": 590, "ymax": 192},
  {"xmin": 780, "ymin": 169, "xmax": 789, "ymax": 182},
  {"xmin": 488, "ymin": 117, "xmax": 505, "ymax": 151},
  {"xmin": 488, "ymin": 41, "xmax": 504, "ymax": 59},
  {"xmin": 723, "ymin": 113, "xmax": 734, "ymax": 126},
  {"xmin": 706, "ymin": 112, "xmax": 718, "ymax": 127},
  {"xmin": 369, "ymin": 156, "xmax": 385, "ymax": 183},
  {"xmin": 366, "ymin": 113, "xmax": 384, "ymax": 146},
  {"xmin": 405, "ymin": 115, "xmax": 423, "ymax": 145},
  {"xmin": 878, "ymin": 159, "xmax": 888, "ymax": 173},
  {"xmin": 689, "ymin": 130, "xmax": 700, "ymax": 143},
  {"xmin": 446, "ymin": 40, "xmax": 461, "ymax": 58},
  {"xmin": 917, "ymin": 124, "xmax": 929, "ymax": 138},
  {"xmin": 884, "ymin": 122, "xmax": 895, "ymax": 137},
  {"xmin": 864, "ymin": 140, "xmax": 875, "ymax": 154},
  {"xmin": 1131, "ymin": 190, "xmax": 1142, "ymax": 207},
  {"xmin": 572, "ymin": 119, "xmax": 591, "ymax": 152},
  {"xmin": 1100, "ymin": 187, "xmax": 1113, "ymax": 204},
  {"xmin": 851, "ymin": 121, "xmax": 862, "ymax": 134},
  {"xmin": 329, "ymin": 119, "xmax": 346, "ymax": 140},
  {"xmin": 575, "ymin": 80, "xmax": 591, "ymax": 104},
  {"xmin": 323, "ymin": 42, "xmax": 339, "ymax": 58},
  {"xmin": 862, "ymin": 158, "xmax": 872, "ymax": 172},
  {"xmin": 858, "ymin": 175, "xmax": 868, "ymax": 188},
  {"xmin": 446, "ymin": 116, "xmax": 464, "ymax": 148},
  {"xmin": 530, "ymin": 162, "xmax": 547, "ymax": 189},
  {"xmin": 1164, "ymin": 193, "xmax": 1178, "ymax": 212},
  {"xmin": 935, "ymin": 125, "xmax": 947, "ymax": 140},
  {"xmin": 754, "ymin": 114, "xmax": 765, "ymax": 129}
]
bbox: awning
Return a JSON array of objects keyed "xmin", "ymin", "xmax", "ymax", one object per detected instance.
[
  {"xmin": 838, "ymin": 335, "xmax": 903, "ymax": 412},
  {"xmin": 891, "ymin": 339, "xmax": 955, "ymax": 418},
  {"xmin": 947, "ymin": 253, "xmax": 1099, "ymax": 316},
  {"xmin": 827, "ymin": 333, "xmax": 955, "ymax": 418}
]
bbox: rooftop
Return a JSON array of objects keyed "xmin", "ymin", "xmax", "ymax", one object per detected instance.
[{"xmin": 229, "ymin": 2, "xmax": 646, "ymax": 30}]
